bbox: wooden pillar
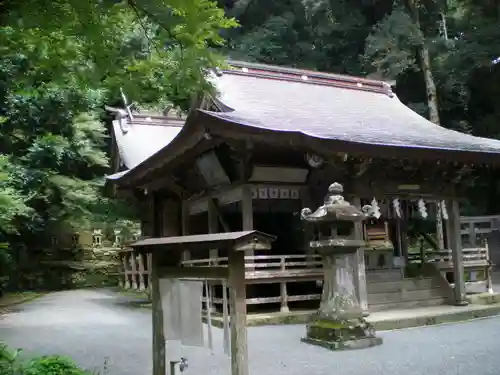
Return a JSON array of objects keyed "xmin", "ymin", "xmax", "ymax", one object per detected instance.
[
  {"xmin": 130, "ymin": 251, "xmax": 139, "ymax": 290},
  {"xmin": 279, "ymin": 258, "xmax": 289, "ymax": 313},
  {"xmin": 448, "ymin": 198, "xmax": 467, "ymax": 305},
  {"xmin": 468, "ymin": 221, "xmax": 476, "ymax": 247},
  {"xmin": 122, "ymin": 253, "xmax": 131, "ymax": 289},
  {"xmin": 228, "ymin": 249, "xmax": 249, "ymax": 375},
  {"xmin": 208, "ymin": 200, "xmax": 218, "ymax": 313},
  {"xmin": 138, "ymin": 253, "xmax": 146, "ymax": 291},
  {"xmin": 436, "ymin": 201, "xmax": 445, "ymax": 250},
  {"xmin": 151, "ymin": 253, "xmax": 166, "ymax": 375},
  {"xmin": 147, "ymin": 253, "xmax": 152, "ymax": 291},
  {"xmin": 351, "ymin": 197, "xmax": 368, "ymax": 313},
  {"xmin": 208, "ymin": 200, "xmax": 219, "ymax": 262},
  {"xmin": 181, "ymin": 201, "xmax": 191, "ymax": 261},
  {"xmin": 241, "ymin": 185, "xmax": 254, "ymax": 258}
]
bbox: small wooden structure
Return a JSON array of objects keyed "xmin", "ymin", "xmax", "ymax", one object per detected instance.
[
  {"xmin": 130, "ymin": 230, "xmax": 275, "ymax": 375},
  {"xmin": 107, "ymin": 60, "xmax": 500, "ymax": 316}
]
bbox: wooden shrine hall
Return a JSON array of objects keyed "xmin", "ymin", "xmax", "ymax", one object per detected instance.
[{"xmin": 107, "ymin": 60, "xmax": 500, "ymax": 316}]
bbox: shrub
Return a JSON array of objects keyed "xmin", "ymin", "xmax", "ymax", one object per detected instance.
[
  {"xmin": 23, "ymin": 356, "xmax": 92, "ymax": 375},
  {"xmin": 0, "ymin": 343, "xmax": 93, "ymax": 375}
]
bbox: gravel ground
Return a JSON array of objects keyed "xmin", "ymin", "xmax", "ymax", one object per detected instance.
[{"xmin": 1, "ymin": 289, "xmax": 500, "ymax": 375}]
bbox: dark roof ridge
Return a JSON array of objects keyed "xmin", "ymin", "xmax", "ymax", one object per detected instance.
[
  {"xmin": 226, "ymin": 60, "xmax": 393, "ymax": 97},
  {"xmin": 224, "ymin": 69, "xmax": 393, "ymax": 97}
]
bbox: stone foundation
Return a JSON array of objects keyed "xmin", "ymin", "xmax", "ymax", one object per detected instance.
[{"xmin": 302, "ymin": 317, "xmax": 383, "ymax": 351}]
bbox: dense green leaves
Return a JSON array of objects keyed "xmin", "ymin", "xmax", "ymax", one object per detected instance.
[{"xmin": 0, "ymin": 0, "xmax": 236, "ymax": 291}]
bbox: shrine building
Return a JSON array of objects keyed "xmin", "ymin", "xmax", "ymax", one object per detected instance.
[{"xmin": 107, "ymin": 60, "xmax": 500, "ymax": 315}]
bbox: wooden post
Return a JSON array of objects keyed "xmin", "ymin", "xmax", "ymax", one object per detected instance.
[
  {"xmin": 468, "ymin": 222, "xmax": 476, "ymax": 247},
  {"xmin": 279, "ymin": 257, "xmax": 289, "ymax": 313},
  {"xmin": 436, "ymin": 201, "xmax": 445, "ymax": 250},
  {"xmin": 208, "ymin": 200, "xmax": 218, "ymax": 313},
  {"xmin": 151, "ymin": 253, "xmax": 166, "ymax": 375},
  {"xmin": 118, "ymin": 253, "xmax": 124, "ymax": 288},
  {"xmin": 448, "ymin": 198, "xmax": 467, "ymax": 305},
  {"xmin": 138, "ymin": 253, "xmax": 146, "ymax": 291},
  {"xmin": 208, "ymin": 200, "xmax": 219, "ymax": 262},
  {"xmin": 241, "ymin": 185, "xmax": 254, "ymax": 258},
  {"xmin": 147, "ymin": 253, "xmax": 152, "ymax": 292},
  {"xmin": 485, "ymin": 240, "xmax": 494, "ymax": 294},
  {"xmin": 228, "ymin": 249, "xmax": 248, "ymax": 375},
  {"xmin": 130, "ymin": 251, "xmax": 139, "ymax": 290},
  {"xmin": 122, "ymin": 253, "xmax": 131, "ymax": 289}
]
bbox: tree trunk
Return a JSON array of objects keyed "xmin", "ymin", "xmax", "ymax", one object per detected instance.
[
  {"xmin": 406, "ymin": 0, "xmax": 441, "ymax": 125},
  {"xmin": 407, "ymin": 0, "xmax": 445, "ymax": 246}
]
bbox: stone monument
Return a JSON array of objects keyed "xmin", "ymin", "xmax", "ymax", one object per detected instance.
[{"xmin": 300, "ymin": 182, "xmax": 383, "ymax": 350}]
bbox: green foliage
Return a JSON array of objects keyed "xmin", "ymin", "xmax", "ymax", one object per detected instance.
[
  {"xmin": 363, "ymin": 7, "xmax": 424, "ymax": 79},
  {"xmin": 0, "ymin": 0, "xmax": 236, "ymax": 291},
  {"xmin": 23, "ymin": 356, "xmax": 91, "ymax": 375},
  {"xmin": 0, "ymin": 343, "xmax": 93, "ymax": 375}
]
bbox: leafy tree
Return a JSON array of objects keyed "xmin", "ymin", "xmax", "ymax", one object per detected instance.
[{"xmin": 0, "ymin": 0, "xmax": 236, "ymax": 289}]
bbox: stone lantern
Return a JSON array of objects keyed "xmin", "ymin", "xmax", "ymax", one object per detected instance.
[{"xmin": 300, "ymin": 182, "xmax": 382, "ymax": 350}]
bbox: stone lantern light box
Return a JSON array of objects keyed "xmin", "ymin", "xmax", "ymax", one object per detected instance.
[{"xmin": 300, "ymin": 182, "xmax": 383, "ymax": 351}]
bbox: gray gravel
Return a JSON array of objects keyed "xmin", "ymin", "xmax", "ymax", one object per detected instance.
[{"xmin": 1, "ymin": 289, "xmax": 500, "ymax": 375}]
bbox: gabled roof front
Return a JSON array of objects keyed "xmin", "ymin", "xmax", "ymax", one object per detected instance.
[
  {"xmin": 204, "ymin": 60, "xmax": 500, "ymax": 156},
  {"xmin": 107, "ymin": 110, "xmax": 185, "ymax": 180}
]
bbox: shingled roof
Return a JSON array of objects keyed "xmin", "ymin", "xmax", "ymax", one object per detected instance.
[
  {"xmin": 109, "ymin": 61, "xmax": 500, "ymax": 186},
  {"xmin": 204, "ymin": 60, "xmax": 500, "ymax": 155}
]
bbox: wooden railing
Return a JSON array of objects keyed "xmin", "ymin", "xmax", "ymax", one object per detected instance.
[
  {"xmin": 183, "ymin": 254, "xmax": 323, "ymax": 312},
  {"xmin": 460, "ymin": 215, "xmax": 500, "ymax": 247},
  {"xmin": 119, "ymin": 242, "xmax": 493, "ymax": 312},
  {"xmin": 408, "ymin": 246, "xmax": 492, "ymax": 292},
  {"xmin": 120, "ymin": 250, "xmax": 151, "ymax": 292}
]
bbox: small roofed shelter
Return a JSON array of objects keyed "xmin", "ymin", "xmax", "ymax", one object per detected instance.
[
  {"xmin": 130, "ymin": 230, "xmax": 275, "ymax": 375},
  {"xmin": 108, "ymin": 60, "xmax": 500, "ymax": 316}
]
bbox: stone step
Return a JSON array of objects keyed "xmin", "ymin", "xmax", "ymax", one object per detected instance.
[
  {"xmin": 369, "ymin": 296, "xmax": 447, "ymax": 312},
  {"xmin": 367, "ymin": 277, "xmax": 437, "ymax": 294},
  {"xmin": 366, "ymin": 270, "xmax": 402, "ymax": 282},
  {"xmin": 368, "ymin": 286, "xmax": 445, "ymax": 305}
]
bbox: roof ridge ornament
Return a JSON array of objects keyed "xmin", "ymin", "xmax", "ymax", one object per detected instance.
[{"xmin": 120, "ymin": 87, "xmax": 134, "ymax": 122}]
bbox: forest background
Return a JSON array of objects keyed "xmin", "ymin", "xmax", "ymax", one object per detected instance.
[{"xmin": 0, "ymin": 0, "xmax": 499, "ymax": 292}]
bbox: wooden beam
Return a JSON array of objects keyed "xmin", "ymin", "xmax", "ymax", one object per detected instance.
[
  {"xmin": 234, "ymin": 238, "xmax": 273, "ymax": 252},
  {"xmin": 188, "ymin": 185, "xmax": 243, "ymax": 215},
  {"xmin": 158, "ymin": 266, "xmax": 229, "ymax": 280},
  {"xmin": 141, "ymin": 176, "xmax": 185, "ymax": 196},
  {"xmin": 228, "ymin": 249, "xmax": 249, "ymax": 375},
  {"xmin": 151, "ymin": 253, "xmax": 166, "ymax": 375}
]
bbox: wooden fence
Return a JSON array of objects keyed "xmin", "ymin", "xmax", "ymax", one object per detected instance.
[{"xmin": 120, "ymin": 215, "xmax": 499, "ymax": 310}]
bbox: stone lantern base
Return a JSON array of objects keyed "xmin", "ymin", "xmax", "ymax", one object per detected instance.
[{"xmin": 302, "ymin": 316, "xmax": 383, "ymax": 351}]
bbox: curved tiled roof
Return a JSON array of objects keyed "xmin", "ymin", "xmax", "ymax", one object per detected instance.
[{"xmin": 205, "ymin": 62, "xmax": 500, "ymax": 155}]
